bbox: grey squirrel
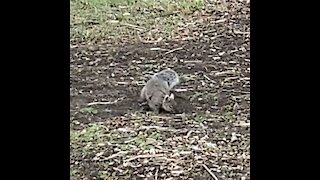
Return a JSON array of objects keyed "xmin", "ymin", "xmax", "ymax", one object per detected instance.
[{"xmin": 140, "ymin": 68, "xmax": 179, "ymax": 113}]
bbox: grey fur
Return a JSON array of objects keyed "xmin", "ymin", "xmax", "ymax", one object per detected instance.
[{"xmin": 140, "ymin": 68, "xmax": 179, "ymax": 113}]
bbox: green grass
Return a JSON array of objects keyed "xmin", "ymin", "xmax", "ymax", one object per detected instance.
[
  {"xmin": 70, "ymin": 0, "xmax": 205, "ymax": 42},
  {"xmin": 70, "ymin": 123, "xmax": 109, "ymax": 150},
  {"xmin": 80, "ymin": 107, "xmax": 98, "ymax": 114},
  {"xmin": 223, "ymin": 105, "xmax": 234, "ymax": 121}
]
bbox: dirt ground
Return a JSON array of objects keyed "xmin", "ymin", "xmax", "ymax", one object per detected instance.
[{"xmin": 70, "ymin": 1, "xmax": 250, "ymax": 179}]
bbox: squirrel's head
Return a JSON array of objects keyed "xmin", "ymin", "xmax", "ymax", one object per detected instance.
[{"xmin": 162, "ymin": 93, "xmax": 177, "ymax": 113}]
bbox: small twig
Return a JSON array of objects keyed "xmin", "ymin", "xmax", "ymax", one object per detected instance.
[
  {"xmin": 124, "ymin": 138, "xmax": 137, "ymax": 143},
  {"xmin": 214, "ymin": 70, "xmax": 236, "ymax": 76},
  {"xmin": 203, "ymin": 74, "xmax": 217, "ymax": 84},
  {"xmin": 101, "ymin": 151, "xmax": 128, "ymax": 161},
  {"xmin": 87, "ymin": 97, "xmax": 124, "ymax": 106},
  {"xmin": 117, "ymin": 127, "xmax": 135, "ymax": 133},
  {"xmin": 221, "ymin": 89, "xmax": 250, "ymax": 94},
  {"xmin": 233, "ymin": 29, "xmax": 250, "ymax": 35},
  {"xmin": 155, "ymin": 168, "xmax": 159, "ymax": 180},
  {"xmin": 202, "ymin": 164, "xmax": 219, "ymax": 180},
  {"xmin": 139, "ymin": 125, "xmax": 185, "ymax": 133},
  {"xmin": 124, "ymin": 154, "xmax": 164, "ymax": 162},
  {"xmin": 113, "ymin": 167, "xmax": 125, "ymax": 173},
  {"xmin": 223, "ymin": 76, "xmax": 239, "ymax": 82},
  {"xmin": 121, "ymin": 23, "xmax": 146, "ymax": 32},
  {"xmin": 215, "ymin": 18, "xmax": 227, "ymax": 24},
  {"xmin": 240, "ymin": 77, "xmax": 250, "ymax": 81},
  {"xmin": 163, "ymin": 47, "xmax": 183, "ymax": 55},
  {"xmin": 87, "ymin": 102, "xmax": 115, "ymax": 105},
  {"xmin": 117, "ymin": 81, "xmax": 129, "ymax": 85},
  {"xmin": 150, "ymin": 47, "xmax": 168, "ymax": 51},
  {"xmin": 234, "ymin": 122, "xmax": 250, "ymax": 127},
  {"xmin": 185, "ymin": 130, "xmax": 193, "ymax": 138},
  {"xmin": 210, "ymin": 35, "xmax": 224, "ymax": 40},
  {"xmin": 184, "ymin": 60, "xmax": 203, "ymax": 63}
]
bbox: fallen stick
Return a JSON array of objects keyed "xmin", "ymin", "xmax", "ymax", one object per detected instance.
[
  {"xmin": 139, "ymin": 125, "xmax": 178, "ymax": 132},
  {"xmin": 202, "ymin": 164, "xmax": 219, "ymax": 180},
  {"xmin": 87, "ymin": 97, "xmax": 124, "ymax": 106},
  {"xmin": 203, "ymin": 74, "xmax": 217, "ymax": 84},
  {"xmin": 121, "ymin": 23, "xmax": 146, "ymax": 32},
  {"xmin": 87, "ymin": 102, "xmax": 115, "ymax": 105},
  {"xmin": 150, "ymin": 47, "xmax": 168, "ymax": 51},
  {"xmin": 221, "ymin": 89, "xmax": 250, "ymax": 94},
  {"xmin": 124, "ymin": 154, "xmax": 164, "ymax": 162},
  {"xmin": 103, "ymin": 151, "xmax": 128, "ymax": 161},
  {"xmin": 155, "ymin": 168, "xmax": 159, "ymax": 180},
  {"xmin": 163, "ymin": 47, "xmax": 183, "ymax": 55}
]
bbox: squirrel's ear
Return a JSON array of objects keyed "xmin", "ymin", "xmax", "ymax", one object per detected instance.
[{"xmin": 169, "ymin": 93, "xmax": 175, "ymax": 100}]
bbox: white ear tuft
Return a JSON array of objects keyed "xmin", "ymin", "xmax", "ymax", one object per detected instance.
[{"xmin": 169, "ymin": 93, "xmax": 175, "ymax": 100}]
